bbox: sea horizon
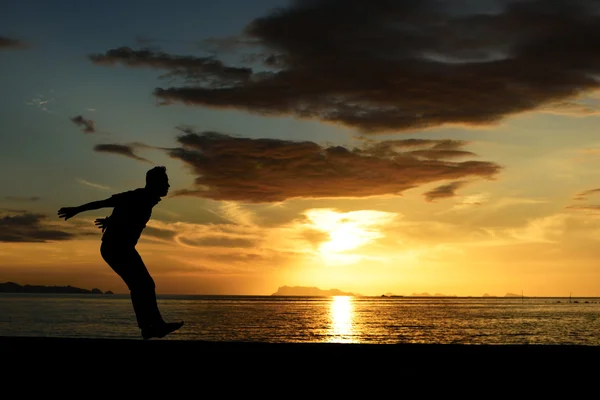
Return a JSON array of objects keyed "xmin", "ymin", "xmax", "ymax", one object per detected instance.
[
  {"xmin": 2, "ymin": 280, "xmax": 596, "ymax": 299},
  {"xmin": 3, "ymin": 293, "xmax": 600, "ymax": 345},
  {"xmin": 5, "ymin": 292, "xmax": 600, "ymax": 300}
]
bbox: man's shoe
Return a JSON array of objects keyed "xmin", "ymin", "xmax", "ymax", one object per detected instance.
[
  {"xmin": 141, "ymin": 321, "xmax": 184, "ymax": 340},
  {"xmin": 141, "ymin": 325, "xmax": 161, "ymax": 340},
  {"xmin": 160, "ymin": 321, "xmax": 184, "ymax": 337}
]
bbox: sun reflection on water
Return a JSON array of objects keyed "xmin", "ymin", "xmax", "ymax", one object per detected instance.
[{"xmin": 329, "ymin": 296, "xmax": 355, "ymax": 343}]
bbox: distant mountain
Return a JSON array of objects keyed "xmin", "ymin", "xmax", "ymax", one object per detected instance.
[
  {"xmin": 0, "ymin": 282, "xmax": 113, "ymax": 295},
  {"xmin": 271, "ymin": 285, "xmax": 358, "ymax": 296}
]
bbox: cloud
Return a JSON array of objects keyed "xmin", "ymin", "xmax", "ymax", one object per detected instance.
[
  {"xmin": 178, "ymin": 236, "xmax": 257, "ymax": 248},
  {"xmin": 437, "ymin": 194, "xmax": 548, "ymax": 214},
  {"xmin": 4, "ymin": 196, "xmax": 40, "ymax": 202},
  {"xmin": 76, "ymin": 178, "xmax": 111, "ymax": 191},
  {"xmin": 0, "ymin": 208, "xmax": 27, "ymax": 213},
  {"xmin": 0, "ymin": 36, "xmax": 27, "ymax": 50},
  {"xmin": 538, "ymin": 99, "xmax": 600, "ymax": 117},
  {"xmin": 94, "ymin": 143, "xmax": 152, "ymax": 163},
  {"xmin": 0, "ymin": 212, "xmax": 75, "ymax": 242},
  {"xmin": 170, "ymin": 224, "xmax": 263, "ymax": 250},
  {"xmin": 566, "ymin": 205, "xmax": 600, "ymax": 212},
  {"xmin": 566, "ymin": 187, "xmax": 600, "ymax": 212},
  {"xmin": 70, "ymin": 115, "xmax": 96, "ymax": 133},
  {"xmin": 490, "ymin": 196, "xmax": 548, "ymax": 209},
  {"xmin": 138, "ymin": 206, "xmax": 400, "ymax": 272},
  {"xmin": 505, "ymin": 213, "xmax": 570, "ymax": 244},
  {"xmin": 166, "ymin": 128, "xmax": 500, "ymax": 203},
  {"xmin": 142, "ymin": 225, "xmax": 178, "ymax": 241},
  {"xmin": 89, "ymin": 46, "xmax": 252, "ymax": 86},
  {"xmin": 91, "ymin": 0, "xmax": 600, "ymax": 133},
  {"xmin": 355, "ymin": 138, "xmax": 473, "ymax": 155},
  {"xmin": 407, "ymin": 149, "xmax": 476, "ymax": 160},
  {"xmin": 573, "ymin": 188, "xmax": 600, "ymax": 200},
  {"xmin": 423, "ymin": 181, "xmax": 469, "ymax": 202},
  {"xmin": 217, "ymin": 201, "xmax": 257, "ymax": 226},
  {"xmin": 449, "ymin": 192, "xmax": 491, "ymax": 210}
]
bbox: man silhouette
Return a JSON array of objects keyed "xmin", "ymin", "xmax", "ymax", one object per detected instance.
[{"xmin": 58, "ymin": 166, "xmax": 183, "ymax": 340}]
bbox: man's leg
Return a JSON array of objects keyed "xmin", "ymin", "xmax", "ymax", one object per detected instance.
[
  {"xmin": 130, "ymin": 288, "xmax": 164, "ymax": 329},
  {"xmin": 100, "ymin": 243, "xmax": 165, "ymax": 330},
  {"xmin": 126, "ymin": 249, "xmax": 165, "ymax": 329}
]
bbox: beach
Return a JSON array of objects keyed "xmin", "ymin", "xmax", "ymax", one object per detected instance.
[
  {"xmin": 5, "ymin": 337, "xmax": 595, "ymax": 395},
  {"xmin": 3, "ymin": 336, "xmax": 599, "ymax": 362}
]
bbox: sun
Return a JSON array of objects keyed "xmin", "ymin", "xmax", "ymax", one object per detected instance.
[
  {"xmin": 303, "ymin": 208, "xmax": 394, "ymax": 263},
  {"xmin": 320, "ymin": 225, "xmax": 367, "ymax": 253}
]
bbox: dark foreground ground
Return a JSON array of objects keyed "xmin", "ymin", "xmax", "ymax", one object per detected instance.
[
  {"xmin": 3, "ymin": 336, "xmax": 599, "ymax": 387},
  {"xmin": 3, "ymin": 335, "xmax": 600, "ymax": 360}
]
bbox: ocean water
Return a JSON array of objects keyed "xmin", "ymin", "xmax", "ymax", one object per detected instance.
[{"xmin": 1, "ymin": 293, "xmax": 600, "ymax": 345}]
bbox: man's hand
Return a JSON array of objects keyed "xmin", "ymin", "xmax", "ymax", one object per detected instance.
[
  {"xmin": 94, "ymin": 217, "xmax": 110, "ymax": 233},
  {"xmin": 57, "ymin": 207, "xmax": 79, "ymax": 221}
]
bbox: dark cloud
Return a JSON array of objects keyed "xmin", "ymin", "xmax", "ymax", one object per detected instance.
[
  {"xmin": 91, "ymin": 0, "xmax": 600, "ymax": 133},
  {"xmin": 423, "ymin": 181, "xmax": 469, "ymax": 202},
  {"xmin": 4, "ymin": 196, "xmax": 40, "ymax": 202},
  {"xmin": 166, "ymin": 128, "xmax": 500, "ymax": 203},
  {"xmin": 573, "ymin": 188, "xmax": 600, "ymax": 200},
  {"xmin": 70, "ymin": 115, "xmax": 96, "ymax": 134},
  {"xmin": 345, "ymin": 138, "xmax": 477, "ymax": 161},
  {"xmin": 0, "ymin": 36, "xmax": 27, "ymax": 49},
  {"xmin": 94, "ymin": 143, "xmax": 151, "ymax": 163},
  {"xmin": 89, "ymin": 46, "xmax": 252, "ymax": 87},
  {"xmin": 0, "ymin": 212, "xmax": 75, "ymax": 242}
]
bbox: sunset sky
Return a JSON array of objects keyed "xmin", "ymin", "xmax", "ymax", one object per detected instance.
[{"xmin": 3, "ymin": 0, "xmax": 600, "ymax": 296}]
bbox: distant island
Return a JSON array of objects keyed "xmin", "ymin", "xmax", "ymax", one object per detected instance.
[
  {"xmin": 0, "ymin": 282, "xmax": 113, "ymax": 295},
  {"xmin": 271, "ymin": 286, "xmax": 358, "ymax": 296},
  {"xmin": 271, "ymin": 287, "xmax": 528, "ymax": 297}
]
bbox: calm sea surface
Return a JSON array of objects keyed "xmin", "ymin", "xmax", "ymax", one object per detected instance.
[{"xmin": 1, "ymin": 293, "xmax": 599, "ymax": 345}]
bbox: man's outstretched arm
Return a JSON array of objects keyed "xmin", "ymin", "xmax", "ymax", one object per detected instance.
[{"xmin": 58, "ymin": 198, "xmax": 115, "ymax": 221}]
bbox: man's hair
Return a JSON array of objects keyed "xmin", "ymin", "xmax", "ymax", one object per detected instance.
[{"xmin": 146, "ymin": 166, "xmax": 167, "ymax": 185}]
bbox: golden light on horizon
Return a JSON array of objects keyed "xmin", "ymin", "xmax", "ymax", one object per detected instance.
[{"xmin": 328, "ymin": 296, "xmax": 355, "ymax": 343}]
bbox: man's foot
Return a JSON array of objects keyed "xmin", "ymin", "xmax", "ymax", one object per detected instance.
[{"xmin": 141, "ymin": 321, "xmax": 184, "ymax": 340}]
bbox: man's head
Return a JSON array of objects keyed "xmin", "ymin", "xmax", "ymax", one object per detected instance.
[{"xmin": 146, "ymin": 166, "xmax": 170, "ymax": 197}]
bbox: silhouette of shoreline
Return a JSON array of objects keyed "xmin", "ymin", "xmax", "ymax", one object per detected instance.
[{"xmin": 0, "ymin": 281, "xmax": 113, "ymax": 295}]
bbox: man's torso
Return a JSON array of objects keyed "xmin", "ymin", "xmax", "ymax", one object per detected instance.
[{"xmin": 101, "ymin": 188, "xmax": 160, "ymax": 247}]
